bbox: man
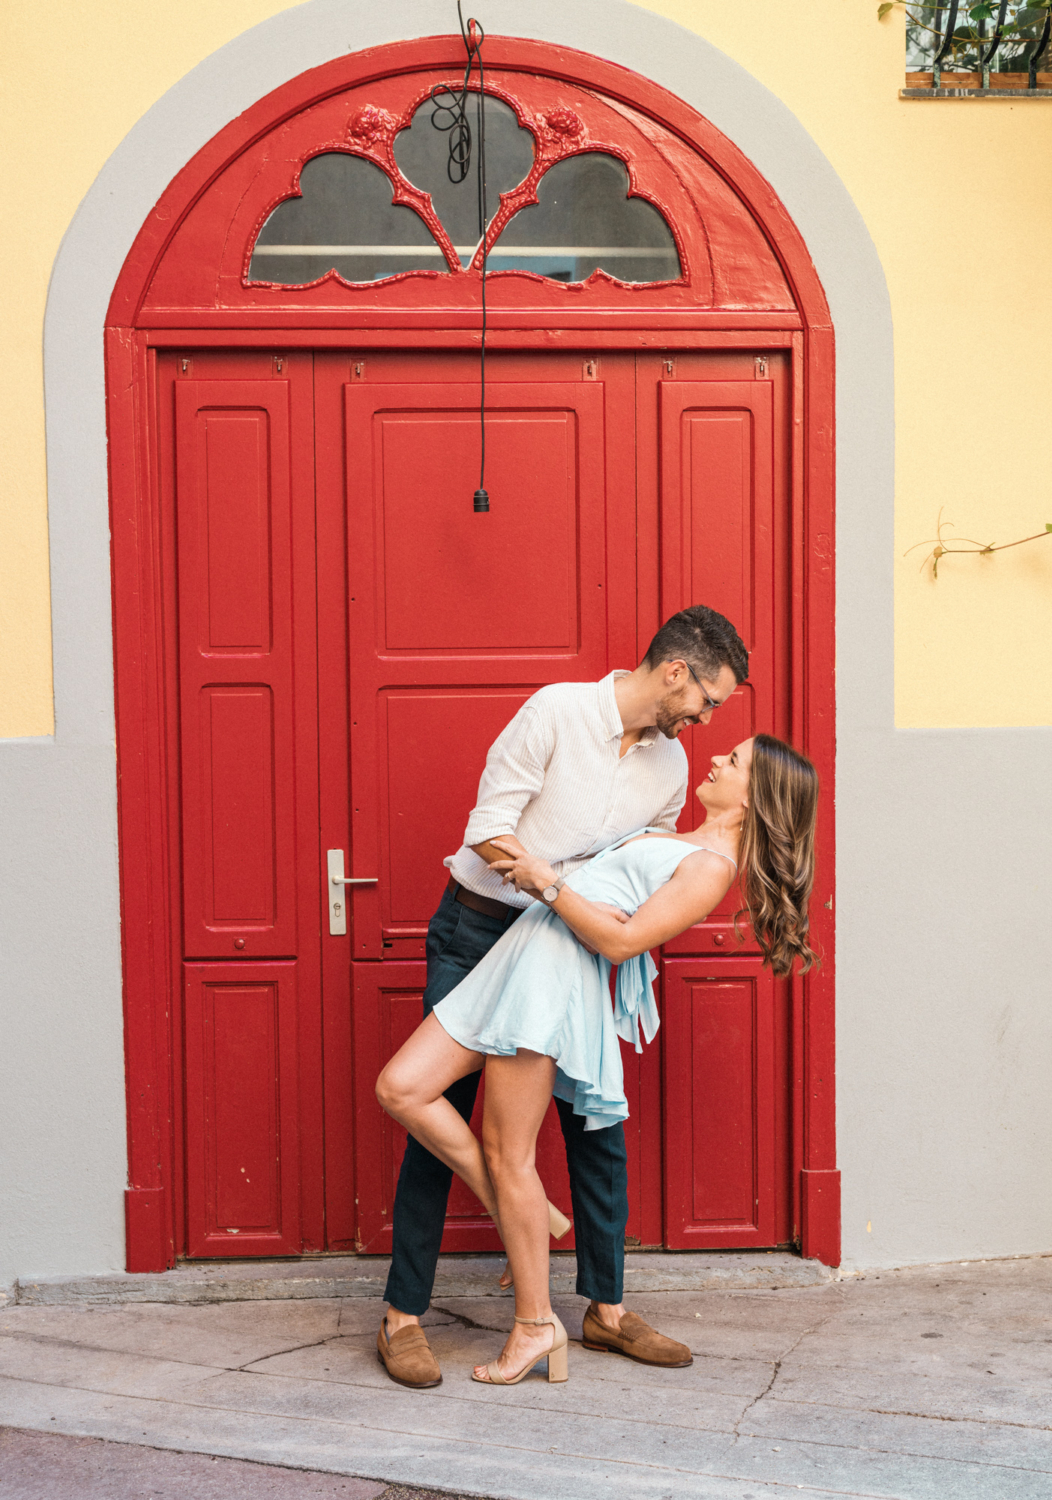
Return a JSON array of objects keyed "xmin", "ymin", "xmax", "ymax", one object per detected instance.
[{"xmin": 377, "ymin": 605, "xmax": 749, "ymax": 1389}]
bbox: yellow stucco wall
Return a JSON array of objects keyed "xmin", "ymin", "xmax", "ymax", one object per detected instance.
[
  {"xmin": 0, "ymin": 1, "xmax": 296, "ymax": 736},
  {"xmin": 3, "ymin": 0, "xmax": 1050, "ymax": 734}
]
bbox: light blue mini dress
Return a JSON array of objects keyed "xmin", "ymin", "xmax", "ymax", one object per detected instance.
[{"xmin": 432, "ymin": 830, "xmax": 736, "ymax": 1132}]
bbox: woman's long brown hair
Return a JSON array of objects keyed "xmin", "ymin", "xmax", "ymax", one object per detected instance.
[{"xmin": 737, "ymin": 734, "xmax": 819, "ymax": 977}]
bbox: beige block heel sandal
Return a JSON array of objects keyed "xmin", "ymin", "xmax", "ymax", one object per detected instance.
[
  {"xmin": 472, "ymin": 1313, "xmax": 569, "ymax": 1385},
  {"xmin": 547, "ymin": 1200, "xmax": 572, "ymax": 1239}
]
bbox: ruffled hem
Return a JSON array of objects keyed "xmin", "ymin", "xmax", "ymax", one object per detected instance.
[
  {"xmin": 553, "ymin": 1070, "xmax": 630, "ymax": 1132},
  {"xmin": 431, "ymin": 897, "xmax": 662, "ymax": 1133}
]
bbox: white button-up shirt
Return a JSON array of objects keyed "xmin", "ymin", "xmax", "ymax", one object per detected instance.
[{"xmin": 446, "ymin": 671, "xmax": 689, "ymax": 909}]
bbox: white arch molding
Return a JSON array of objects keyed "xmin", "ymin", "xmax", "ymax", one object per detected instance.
[{"xmin": 2, "ymin": 0, "xmax": 898, "ymax": 1289}]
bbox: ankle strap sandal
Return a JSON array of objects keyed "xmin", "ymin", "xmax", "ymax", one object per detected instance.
[{"xmin": 471, "ymin": 1312, "xmax": 569, "ymax": 1385}]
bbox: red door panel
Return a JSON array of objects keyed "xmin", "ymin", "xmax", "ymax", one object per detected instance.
[
  {"xmin": 165, "ymin": 352, "xmax": 324, "ymax": 1260},
  {"xmin": 382, "ymin": 688, "xmax": 533, "ymax": 929},
  {"xmin": 377, "ymin": 408, "xmax": 583, "ymax": 652},
  {"xmin": 324, "ymin": 352, "xmax": 638, "ymax": 1247},
  {"xmin": 655, "ymin": 367, "xmax": 789, "ymax": 957},
  {"xmin": 342, "ymin": 373, "xmax": 615, "ymax": 959},
  {"xmin": 662, "ymin": 958, "xmax": 780, "ymax": 1248},
  {"xmin": 175, "ymin": 380, "xmax": 298, "ymax": 959},
  {"xmin": 184, "ymin": 961, "xmax": 302, "ymax": 1257}
]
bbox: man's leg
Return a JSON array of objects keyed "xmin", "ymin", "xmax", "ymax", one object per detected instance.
[
  {"xmin": 383, "ymin": 1070, "xmax": 481, "ymax": 1318},
  {"xmin": 555, "ymin": 1098, "xmax": 628, "ymax": 1308},
  {"xmin": 557, "ymin": 1098, "xmax": 692, "ymax": 1368},
  {"xmin": 383, "ymin": 888, "xmax": 514, "ymax": 1322}
]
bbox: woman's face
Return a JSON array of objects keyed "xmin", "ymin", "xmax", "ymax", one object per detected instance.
[{"xmin": 696, "ymin": 737, "xmax": 754, "ymax": 814}]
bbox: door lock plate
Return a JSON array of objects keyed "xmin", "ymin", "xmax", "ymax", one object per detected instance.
[
  {"xmin": 327, "ymin": 850, "xmax": 378, "ymax": 935},
  {"xmin": 327, "ymin": 850, "xmax": 347, "ymax": 935}
]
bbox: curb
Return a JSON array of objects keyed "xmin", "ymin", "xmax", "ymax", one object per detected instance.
[{"xmin": 11, "ymin": 1251, "xmax": 835, "ymax": 1307}]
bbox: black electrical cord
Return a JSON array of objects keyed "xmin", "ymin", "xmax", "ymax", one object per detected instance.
[
  {"xmin": 476, "ymin": 31, "xmax": 488, "ymax": 512},
  {"xmin": 428, "ymin": 4, "xmax": 476, "ymax": 185},
  {"xmin": 430, "ymin": 3, "xmax": 489, "ymax": 511}
]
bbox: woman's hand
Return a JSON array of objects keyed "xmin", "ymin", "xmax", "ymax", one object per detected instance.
[{"xmin": 489, "ymin": 839, "xmax": 555, "ymax": 896}]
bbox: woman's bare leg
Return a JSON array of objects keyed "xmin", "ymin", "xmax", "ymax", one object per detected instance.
[
  {"xmin": 474, "ymin": 1049, "xmax": 558, "ymax": 1382},
  {"xmin": 376, "ymin": 1013, "xmax": 497, "ymax": 1219}
]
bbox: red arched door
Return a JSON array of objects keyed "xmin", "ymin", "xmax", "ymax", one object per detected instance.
[{"xmin": 107, "ymin": 37, "xmax": 837, "ymax": 1271}]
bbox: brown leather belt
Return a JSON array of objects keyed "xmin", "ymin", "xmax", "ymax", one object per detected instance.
[{"xmin": 446, "ymin": 875, "xmax": 524, "ymax": 923}]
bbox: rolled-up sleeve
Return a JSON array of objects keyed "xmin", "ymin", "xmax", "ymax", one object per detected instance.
[{"xmin": 463, "ymin": 704, "xmax": 553, "ymax": 846}]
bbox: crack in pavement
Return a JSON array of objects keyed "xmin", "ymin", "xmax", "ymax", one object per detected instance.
[
  {"xmin": 428, "ymin": 1303, "xmax": 508, "ymax": 1335},
  {"xmin": 731, "ymin": 1312, "xmax": 838, "ymax": 1445},
  {"xmin": 0, "ymin": 1327, "xmax": 345, "ymax": 1376},
  {"xmin": 237, "ymin": 1336, "xmax": 341, "ymax": 1372},
  {"xmin": 762, "ymin": 1391, "xmax": 1052, "ymax": 1432}
]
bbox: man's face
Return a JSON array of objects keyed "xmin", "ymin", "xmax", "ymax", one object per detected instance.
[{"xmin": 654, "ymin": 662, "xmax": 737, "ymax": 739}]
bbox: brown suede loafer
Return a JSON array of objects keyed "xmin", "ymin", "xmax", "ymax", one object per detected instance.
[
  {"xmin": 581, "ymin": 1306, "xmax": 693, "ymax": 1368},
  {"xmin": 377, "ymin": 1318, "xmax": 442, "ymax": 1388}
]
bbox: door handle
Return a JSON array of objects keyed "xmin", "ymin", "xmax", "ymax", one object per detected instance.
[{"xmin": 326, "ymin": 849, "xmax": 377, "ymax": 935}]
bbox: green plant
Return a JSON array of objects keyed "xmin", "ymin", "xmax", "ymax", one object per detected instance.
[
  {"xmin": 906, "ymin": 512, "xmax": 1052, "ymax": 578},
  {"xmin": 879, "ymin": 1, "xmax": 1052, "ymax": 73}
]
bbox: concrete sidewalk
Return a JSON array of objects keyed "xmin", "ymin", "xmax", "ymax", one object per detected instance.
[
  {"xmin": 2, "ymin": 1256, "xmax": 1051, "ymax": 1499},
  {"xmin": 0, "ymin": 1427, "xmax": 479, "ymax": 1499}
]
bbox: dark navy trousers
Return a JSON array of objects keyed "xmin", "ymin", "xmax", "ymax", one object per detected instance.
[{"xmin": 382, "ymin": 886, "xmax": 629, "ymax": 1315}]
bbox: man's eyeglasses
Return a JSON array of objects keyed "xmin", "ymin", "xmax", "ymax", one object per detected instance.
[{"xmin": 685, "ymin": 662, "xmax": 724, "ymax": 715}]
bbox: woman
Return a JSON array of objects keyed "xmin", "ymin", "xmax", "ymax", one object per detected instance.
[{"xmin": 376, "ymin": 734, "xmax": 818, "ymax": 1386}]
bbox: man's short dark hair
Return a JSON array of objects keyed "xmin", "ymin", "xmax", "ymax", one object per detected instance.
[{"xmin": 643, "ymin": 605, "xmax": 749, "ymax": 685}]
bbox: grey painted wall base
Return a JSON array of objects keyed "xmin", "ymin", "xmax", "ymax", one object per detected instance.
[
  {"xmin": 0, "ymin": 0, "xmax": 1047, "ymax": 1285},
  {"xmin": 11, "ymin": 1252, "xmax": 834, "ymax": 1308},
  {"xmin": 838, "ymin": 727, "xmax": 1052, "ymax": 1268},
  {"xmin": 0, "ymin": 746, "xmax": 126, "ymax": 1287}
]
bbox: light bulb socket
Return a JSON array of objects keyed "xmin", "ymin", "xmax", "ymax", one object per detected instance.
[{"xmin": 473, "ymin": 488, "xmax": 490, "ymax": 512}]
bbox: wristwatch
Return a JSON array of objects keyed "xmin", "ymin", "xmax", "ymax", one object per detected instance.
[{"xmin": 541, "ymin": 876, "xmax": 566, "ymax": 904}]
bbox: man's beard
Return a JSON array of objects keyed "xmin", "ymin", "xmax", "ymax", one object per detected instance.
[{"xmin": 655, "ymin": 686, "xmax": 693, "ymax": 739}]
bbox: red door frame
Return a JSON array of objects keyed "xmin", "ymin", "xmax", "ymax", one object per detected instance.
[{"xmin": 105, "ymin": 35, "xmax": 837, "ymax": 1272}]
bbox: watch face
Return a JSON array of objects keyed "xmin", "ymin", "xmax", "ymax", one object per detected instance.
[{"xmin": 543, "ymin": 885, "xmax": 559, "ymax": 901}]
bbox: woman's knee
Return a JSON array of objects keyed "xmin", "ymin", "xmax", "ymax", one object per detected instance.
[
  {"xmin": 482, "ymin": 1127, "xmax": 535, "ymax": 1183},
  {"xmin": 376, "ymin": 1060, "xmax": 411, "ymax": 1115}
]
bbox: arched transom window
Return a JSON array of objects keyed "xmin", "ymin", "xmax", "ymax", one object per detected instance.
[
  {"xmin": 248, "ymin": 92, "xmax": 681, "ymax": 288},
  {"xmin": 135, "ymin": 63, "xmax": 794, "ymax": 316}
]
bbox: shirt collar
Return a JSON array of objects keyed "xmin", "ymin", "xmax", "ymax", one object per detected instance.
[{"xmin": 598, "ymin": 670, "xmax": 659, "ymax": 747}]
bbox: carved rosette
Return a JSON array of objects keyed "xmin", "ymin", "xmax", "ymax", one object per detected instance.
[
  {"xmin": 346, "ymin": 104, "xmax": 397, "ymax": 148},
  {"xmin": 542, "ymin": 107, "xmax": 585, "ymax": 145}
]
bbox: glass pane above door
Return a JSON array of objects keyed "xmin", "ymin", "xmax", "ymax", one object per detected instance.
[
  {"xmin": 490, "ymin": 153, "xmax": 681, "ymax": 283},
  {"xmin": 248, "ymin": 154, "xmax": 448, "ymax": 283},
  {"xmin": 394, "ymin": 95, "xmax": 535, "ymax": 265}
]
